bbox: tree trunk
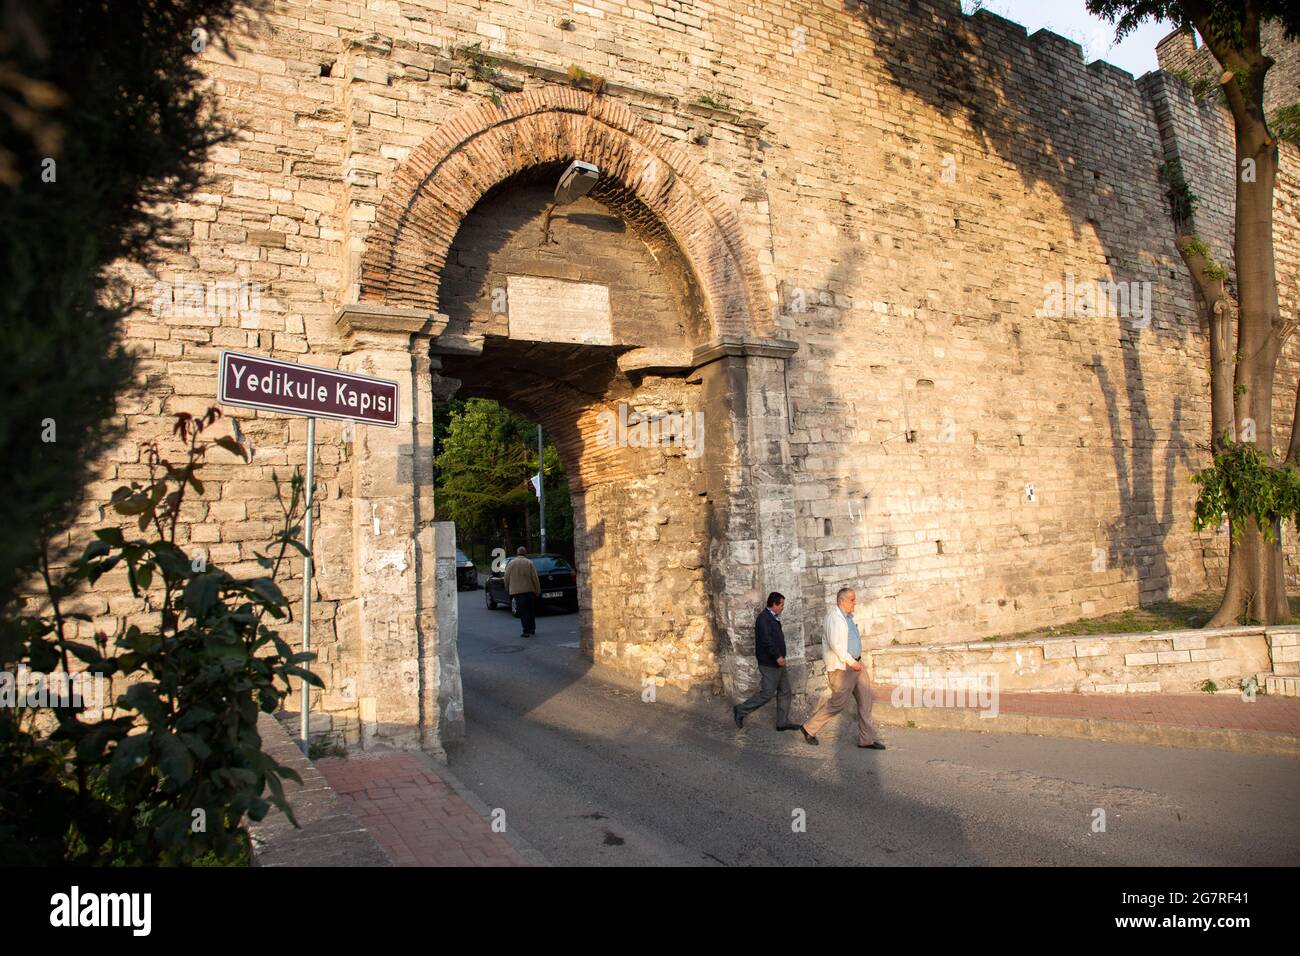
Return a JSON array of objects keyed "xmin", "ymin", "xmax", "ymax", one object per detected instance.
[
  {"xmin": 1208, "ymin": 528, "xmax": 1248, "ymax": 626},
  {"xmin": 1192, "ymin": 16, "xmax": 1288, "ymax": 625},
  {"xmin": 1175, "ymin": 238, "xmax": 1236, "ymax": 444},
  {"xmin": 1287, "ymin": 380, "xmax": 1300, "ymax": 465},
  {"xmin": 1174, "ymin": 242, "xmax": 1242, "ymax": 627},
  {"xmin": 1228, "ymin": 142, "xmax": 1286, "ymax": 624}
]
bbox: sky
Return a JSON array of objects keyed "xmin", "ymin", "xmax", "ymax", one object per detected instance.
[{"xmin": 962, "ymin": 0, "xmax": 1178, "ymax": 77}]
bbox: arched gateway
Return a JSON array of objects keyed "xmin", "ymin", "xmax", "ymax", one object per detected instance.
[{"xmin": 332, "ymin": 88, "xmax": 799, "ymax": 755}]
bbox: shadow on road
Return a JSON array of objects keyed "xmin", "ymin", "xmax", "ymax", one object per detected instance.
[{"xmin": 447, "ymin": 588, "xmax": 978, "ymax": 865}]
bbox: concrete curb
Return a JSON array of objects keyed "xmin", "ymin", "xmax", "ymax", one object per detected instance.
[
  {"xmin": 876, "ymin": 705, "xmax": 1300, "ymax": 758},
  {"xmin": 548, "ymin": 659, "xmax": 1300, "ymax": 759},
  {"xmin": 417, "ymin": 753, "xmax": 551, "ymax": 867}
]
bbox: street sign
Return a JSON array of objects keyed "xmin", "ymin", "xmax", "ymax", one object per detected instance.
[
  {"xmin": 217, "ymin": 350, "xmax": 399, "ymax": 427},
  {"xmin": 216, "ymin": 349, "xmax": 400, "ymax": 756}
]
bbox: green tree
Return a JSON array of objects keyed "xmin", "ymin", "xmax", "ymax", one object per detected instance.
[
  {"xmin": 1088, "ymin": 0, "xmax": 1300, "ymax": 624},
  {"xmin": 0, "ymin": 0, "xmax": 254, "ymax": 608},
  {"xmin": 433, "ymin": 399, "xmax": 573, "ymax": 557}
]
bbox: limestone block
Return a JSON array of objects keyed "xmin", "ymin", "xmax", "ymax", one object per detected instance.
[
  {"xmin": 1074, "ymin": 641, "xmax": 1109, "ymax": 658},
  {"xmin": 1041, "ymin": 641, "xmax": 1077, "ymax": 660}
]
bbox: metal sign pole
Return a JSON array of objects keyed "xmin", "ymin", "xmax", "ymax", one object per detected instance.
[
  {"xmin": 216, "ymin": 352, "xmax": 398, "ymax": 756},
  {"xmin": 537, "ymin": 424, "xmax": 546, "ymax": 554},
  {"xmin": 300, "ymin": 416, "xmax": 315, "ymax": 754}
]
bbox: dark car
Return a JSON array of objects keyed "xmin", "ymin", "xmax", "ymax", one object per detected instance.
[
  {"xmin": 485, "ymin": 553, "xmax": 578, "ymax": 615},
  {"xmin": 455, "ymin": 549, "xmax": 478, "ymax": 590}
]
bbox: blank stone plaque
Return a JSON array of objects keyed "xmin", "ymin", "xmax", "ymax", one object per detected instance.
[{"xmin": 506, "ymin": 275, "xmax": 614, "ymax": 346}]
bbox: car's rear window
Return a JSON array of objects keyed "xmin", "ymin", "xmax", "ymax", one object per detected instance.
[
  {"xmin": 532, "ymin": 557, "xmax": 572, "ymax": 573},
  {"xmin": 456, "ymin": 550, "xmax": 470, "ymax": 563}
]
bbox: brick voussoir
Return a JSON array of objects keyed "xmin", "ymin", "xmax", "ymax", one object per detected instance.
[{"xmin": 360, "ymin": 85, "xmax": 768, "ymax": 338}]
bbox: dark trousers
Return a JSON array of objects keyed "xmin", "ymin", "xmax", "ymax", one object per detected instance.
[
  {"xmin": 514, "ymin": 592, "xmax": 536, "ymax": 635},
  {"xmin": 737, "ymin": 664, "xmax": 791, "ymax": 727}
]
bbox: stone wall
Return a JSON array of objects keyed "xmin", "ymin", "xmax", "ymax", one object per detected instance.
[
  {"xmin": 1139, "ymin": 68, "xmax": 1300, "ymax": 588},
  {"xmin": 871, "ymin": 625, "xmax": 1285, "ymax": 697},
  {"xmin": 1155, "ymin": 23, "xmax": 1300, "ymax": 118},
  {"xmin": 51, "ymin": 0, "xmax": 1300, "ymax": 752}
]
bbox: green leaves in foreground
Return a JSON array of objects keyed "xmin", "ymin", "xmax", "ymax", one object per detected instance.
[{"xmin": 0, "ymin": 408, "xmax": 321, "ymax": 865}]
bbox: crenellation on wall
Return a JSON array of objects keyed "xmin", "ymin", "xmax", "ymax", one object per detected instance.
[{"xmin": 1156, "ymin": 22, "xmax": 1300, "ymax": 119}]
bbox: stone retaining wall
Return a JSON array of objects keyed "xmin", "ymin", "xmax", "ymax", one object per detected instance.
[{"xmin": 870, "ymin": 625, "xmax": 1296, "ymax": 695}]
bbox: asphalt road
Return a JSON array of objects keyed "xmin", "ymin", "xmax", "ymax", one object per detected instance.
[{"xmin": 446, "ymin": 588, "xmax": 1300, "ymax": 866}]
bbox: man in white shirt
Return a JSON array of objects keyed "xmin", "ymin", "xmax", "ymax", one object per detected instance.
[{"xmin": 800, "ymin": 587, "xmax": 885, "ymax": 750}]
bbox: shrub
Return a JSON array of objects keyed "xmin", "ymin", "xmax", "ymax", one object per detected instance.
[{"xmin": 0, "ymin": 408, "xmax": 321, "ymax": 865}]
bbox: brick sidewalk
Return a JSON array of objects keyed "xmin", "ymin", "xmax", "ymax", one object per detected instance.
[
  {"xmin": 877, "ymin": 687, "xmax": 1300, "ymax": 735},
  {"xmin": 1000, "ymin": 690, "xmax": 1296, "ymax": 734},
  {"xmin": 316, "ymin": 754, "xmax": 531, "ymax": 867},
  {"xmin": 872, "ymin": 684, "xmax": 1300, "ymax": 756}
]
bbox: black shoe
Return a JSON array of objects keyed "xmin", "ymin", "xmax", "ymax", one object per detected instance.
[
  {"xmin": 732, "ymin": 705, "xmax": 744, "ymax": 728},
  {"xmin": 800, "ymin": 726, "xmax": 819, "ymax": 745},
  {"xmin": 777, "ymin": 724, "xmax": 801, "ymax": 731},
  {"xmin": 858, "ymin": 742, "xmax": 886, "ymax": 750}
]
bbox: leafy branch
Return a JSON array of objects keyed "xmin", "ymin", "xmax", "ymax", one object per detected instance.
[{"xmin": 1, "ymin": 408, "xmax": 321, "ymax": 865}]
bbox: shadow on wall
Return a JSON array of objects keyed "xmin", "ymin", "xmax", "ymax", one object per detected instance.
[
  {"xmin": 833, "ymin": 2, "xmax": 1202, "ymax": 613},
  {"xmin": 1092, "ymin": 360, "xmax": 1197, "ymax": 603}
]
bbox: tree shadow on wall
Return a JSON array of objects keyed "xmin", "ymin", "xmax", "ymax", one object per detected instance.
[
  {"xmin": 1092, "ymin": 357, "xmax": 1195, "ymax": 603},
  {"xmin": 848, "ymin": 1, "xmax": 1122, "ymax": 242},
  {"xmin": 840, "ymin": 1, "xmax": 1199, "ymax": 608}
]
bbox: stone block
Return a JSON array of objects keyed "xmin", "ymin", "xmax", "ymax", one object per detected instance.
[{"xmin": 1125, "ymin": 652, "xmax": 1159, "ymax": 666}]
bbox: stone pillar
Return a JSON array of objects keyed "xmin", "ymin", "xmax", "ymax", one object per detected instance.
[
  {"xmin": 335, "ymin": 304, "xmax": 465, "ymax": 757},
  {"xmin": 693, "ymin": 336, "xmax": 801, "ymax": 700}
]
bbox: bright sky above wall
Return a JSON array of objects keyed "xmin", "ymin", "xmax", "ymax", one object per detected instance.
[{"xmin": 962, "ymin": 0, "xmax": 1176, "ymax": 78}]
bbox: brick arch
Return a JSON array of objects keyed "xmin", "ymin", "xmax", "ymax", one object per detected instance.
[{"xmin": 360, "ymin": 86, "xmax": 769, "ymax": 339}]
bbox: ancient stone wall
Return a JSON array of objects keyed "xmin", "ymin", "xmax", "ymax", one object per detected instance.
[
  {"xmin": 54, "ymin": 0, "xmax": 1300, "ymax": 751},
  {"xmin": 1155, "ymin": 23, "xmax": 1300, "ymax": 118},
  {"xmin": 1140, "ymin": 69, "xmax": 1300, "ymax": 591}
]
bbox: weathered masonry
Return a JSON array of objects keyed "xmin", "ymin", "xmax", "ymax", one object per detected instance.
[{"xmin": 72, "ymin": 1, "xmax": 1299, "ymax": 754}]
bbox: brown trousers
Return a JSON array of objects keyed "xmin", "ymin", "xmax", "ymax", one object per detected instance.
[{"xmin": 803, "ymin": 664, "xmax": 881, "ymax": 745}]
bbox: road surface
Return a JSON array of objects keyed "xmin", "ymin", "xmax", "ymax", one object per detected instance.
[{"xmin": 446, "ymin": 589, "xmax": 1300, "ymax": 866}]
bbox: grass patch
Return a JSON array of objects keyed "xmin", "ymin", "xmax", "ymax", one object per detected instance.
[{"xmin": 987, "ymin": 591, "xmax": 1300, "ymax": 643}]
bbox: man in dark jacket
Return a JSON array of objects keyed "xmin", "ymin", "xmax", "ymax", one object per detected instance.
[{"xmin": 733, "ymin": 592, "xmax": 799, "ymax": 731}]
